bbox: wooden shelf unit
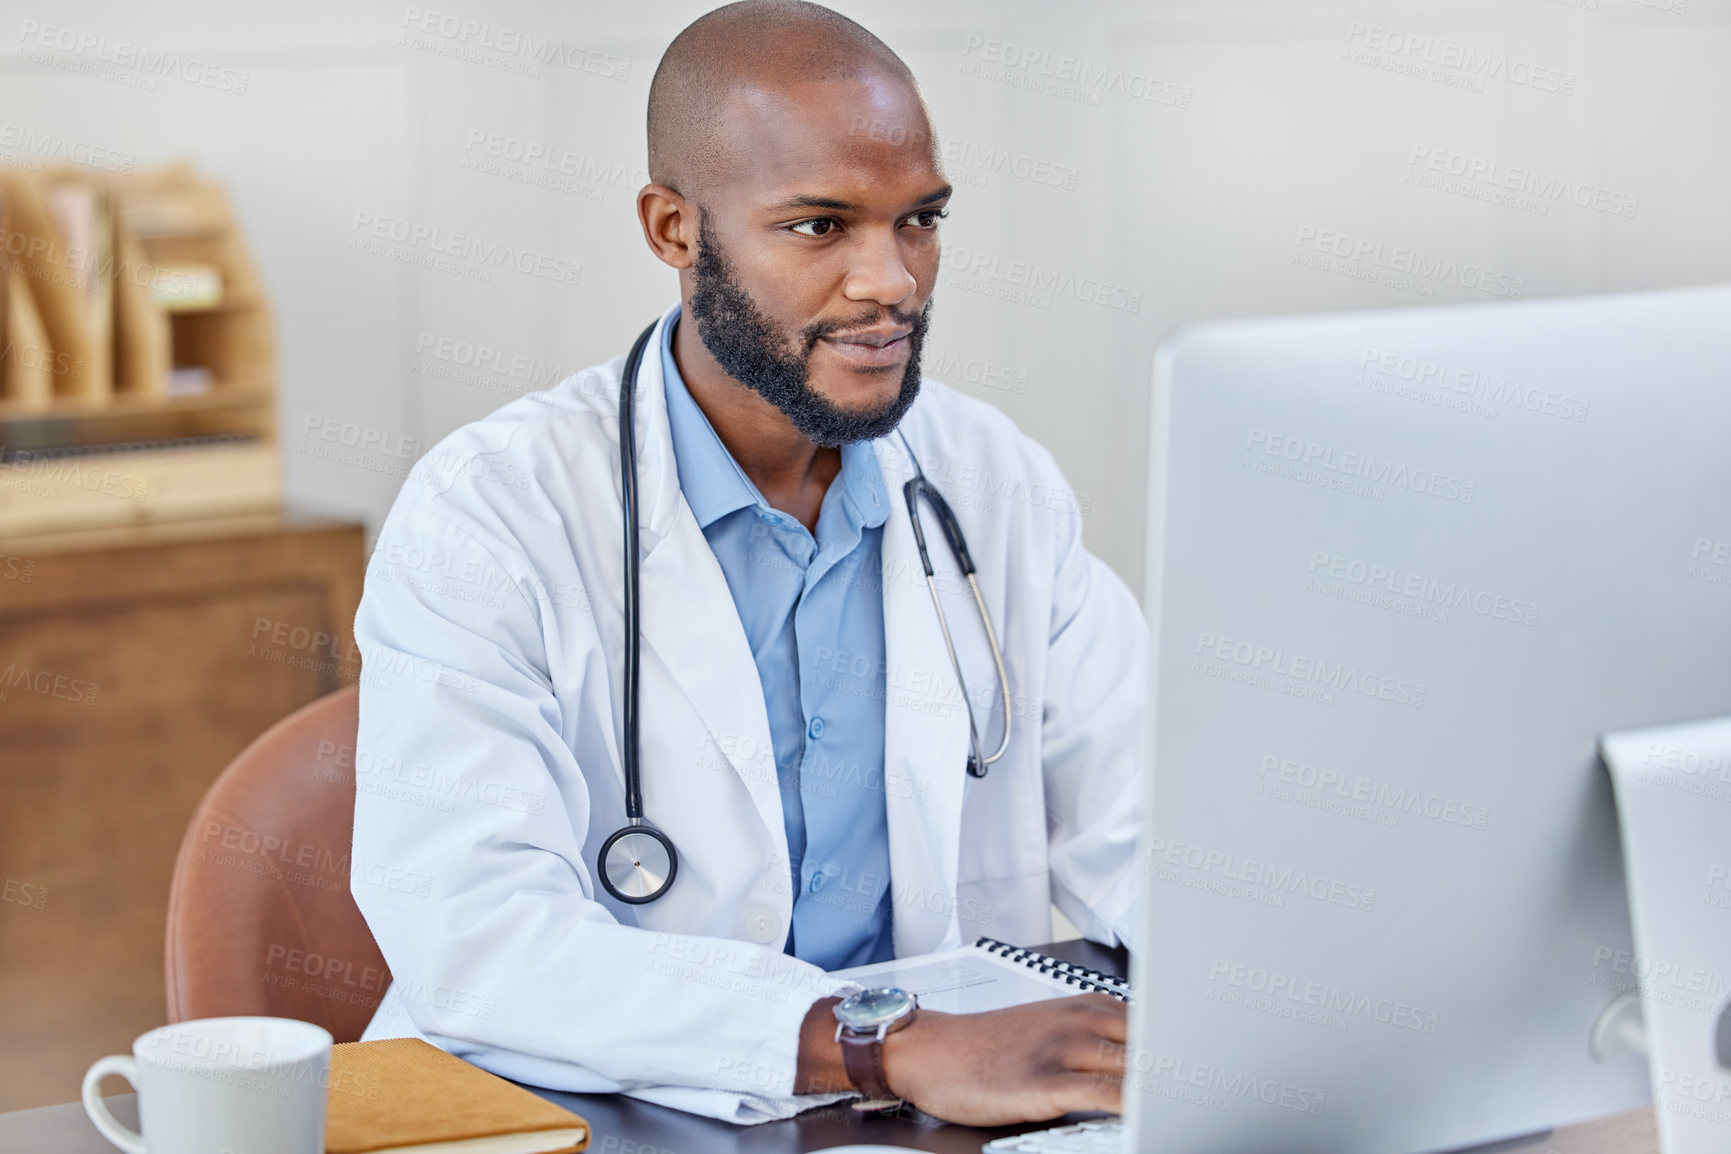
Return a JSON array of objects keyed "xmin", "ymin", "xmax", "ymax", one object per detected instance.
[{"xmin": 0, "ymin": 162, "xmax": 279, "ymax": 533}]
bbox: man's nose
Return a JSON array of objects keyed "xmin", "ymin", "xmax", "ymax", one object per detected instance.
[{"xmin": 843, "ymin": 229, "xmax": 918, "ymax": 309}]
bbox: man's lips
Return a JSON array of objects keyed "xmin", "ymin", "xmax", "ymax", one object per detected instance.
[{"xmin": 819, "ymin": 328, "xmax": 913, "ymax": 366}]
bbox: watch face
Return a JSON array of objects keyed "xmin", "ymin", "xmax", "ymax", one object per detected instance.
[{"xmin": 836, "ymin": 986, "xmax": 917, "ymax": 1030}]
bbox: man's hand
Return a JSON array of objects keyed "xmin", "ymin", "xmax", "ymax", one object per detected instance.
[{"xmin": 795, "ymin": 993, "xmax": 1127, "ymax": 1126}]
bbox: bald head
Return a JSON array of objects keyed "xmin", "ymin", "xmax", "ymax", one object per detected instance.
[
  {"xmin": 648, "ymin": 0, "xmax": 922, "ymax": 197},
  {"xmin": 636, "ymin": 2, "xmax": 948, "ymax": 447}
]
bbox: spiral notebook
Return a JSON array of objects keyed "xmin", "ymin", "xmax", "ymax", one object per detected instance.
[{"xmin": 832, "ymin": 937, "xmax": 1131, "ymax": 1015}]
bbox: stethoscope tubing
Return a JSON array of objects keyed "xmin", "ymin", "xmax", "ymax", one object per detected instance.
[
  {"xmin": 600, "ymin": 317, "xmax": 1011, "ymax": 905},
  {"xmin": 617, "ymin": 320, "xmax": 659, "ymax": 823},
  {"xmin": 898, "ymin": 437, "xmax": 1012, "ymax": 776}
]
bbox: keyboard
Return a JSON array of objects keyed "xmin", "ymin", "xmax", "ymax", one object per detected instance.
[{"xmin": 983, "ymin": 1118, "xmax": 1124, "ymax": 1152}]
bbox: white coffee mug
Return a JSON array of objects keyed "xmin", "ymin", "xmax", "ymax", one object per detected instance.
[{"xmin": 82, "ymin": 1016, "xmax": 333, "ymax": 1154}]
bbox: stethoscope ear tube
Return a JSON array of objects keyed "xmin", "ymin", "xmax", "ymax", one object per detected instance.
[
  {"xmin": 898, "ymin": 442, "xmax": 1012, "ymax": 778},
  {"xmin": 616, "ymin": 320, "xmax": 660, "ymax": 823}
]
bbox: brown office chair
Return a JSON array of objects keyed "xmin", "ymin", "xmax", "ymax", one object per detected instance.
[{"xmin": 165, "ymin": 684, "xmax": 391, "ymax": 1042}]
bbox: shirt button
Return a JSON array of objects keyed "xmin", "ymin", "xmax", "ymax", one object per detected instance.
[
  {"xmin": 807, "ymin": 716, "xmax": 825, "ymax": 740},
  {"xmin": 809, "ymin": 873, "xmax": 826, "ymax": 893},
  {"xmin": 741, "ymin": 903, "xmax": 782, "ymax": 944}
]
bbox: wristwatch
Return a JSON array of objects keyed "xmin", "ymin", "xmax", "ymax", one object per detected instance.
[{"xmin": 833, "ymin": 987, "xmax": 919, "ymax": 1110}]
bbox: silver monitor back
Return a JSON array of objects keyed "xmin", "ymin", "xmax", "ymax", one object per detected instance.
[{"xmin": 1129, "ymin": 285, "xmax": 1731, "ymax": 1153}]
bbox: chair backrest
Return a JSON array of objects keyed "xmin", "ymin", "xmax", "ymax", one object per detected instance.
[{"xmin": 165, "ymin": 685, "xmax": 390, "ymax": 1042}]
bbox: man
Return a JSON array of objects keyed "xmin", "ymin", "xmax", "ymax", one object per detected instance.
[{"xmin": 352, "ymin": 0, "xmax": 1144, "ymax": 1126}]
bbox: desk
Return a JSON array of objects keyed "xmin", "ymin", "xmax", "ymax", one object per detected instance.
[{"xmin": 0, "ymin": 940, "xmax": 1662, "ymax": 1153}]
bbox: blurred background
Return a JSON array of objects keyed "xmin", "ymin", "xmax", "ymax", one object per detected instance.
[{"xmin": 0, "ymin": 0, "xmax": 1725, "ymax": 1113}]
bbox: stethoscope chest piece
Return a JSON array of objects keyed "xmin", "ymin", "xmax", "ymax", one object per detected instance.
[{"xmin": 599, "ymin": 823, "xmax": 678, "ymax": 904}]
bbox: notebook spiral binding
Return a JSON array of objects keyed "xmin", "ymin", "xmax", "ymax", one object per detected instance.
[{"xmin": 974, "ymin": 937, "xmax": 1133, "ymax": 1003}]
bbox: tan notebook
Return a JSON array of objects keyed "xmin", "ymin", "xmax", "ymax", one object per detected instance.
[{"xmin": 327, "ymin": 1039, "xmax": 588, "ymax": 1154}]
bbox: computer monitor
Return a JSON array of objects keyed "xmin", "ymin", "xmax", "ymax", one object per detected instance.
[{"xmin": 1127, "ymin": 285, "xmax": 1731, "ymax": 1153}]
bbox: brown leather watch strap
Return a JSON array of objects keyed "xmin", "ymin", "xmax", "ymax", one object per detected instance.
[{"xmin": 839, "ymin": 1028, "xmax": 896, "ymax": 1102}]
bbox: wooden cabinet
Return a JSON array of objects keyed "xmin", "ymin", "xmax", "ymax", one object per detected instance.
[{"xmin": 0, "ymin": 512, "xmax": 364, "ymax": 1111}]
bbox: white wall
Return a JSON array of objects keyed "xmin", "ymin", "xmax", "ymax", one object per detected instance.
[{"xmin": 2, "ymin": 0, "xmax": 1727, "ymax": 589}]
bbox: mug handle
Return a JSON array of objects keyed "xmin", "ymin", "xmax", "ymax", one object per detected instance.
[{"xmin": 82, "ymin": 1055, "xmax": 147, "ymax": 1154}]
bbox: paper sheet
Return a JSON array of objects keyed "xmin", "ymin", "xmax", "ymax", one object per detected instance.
[{"xmin": 834, "ymin": 945, "xmax": 1082, "ymax": 1014}]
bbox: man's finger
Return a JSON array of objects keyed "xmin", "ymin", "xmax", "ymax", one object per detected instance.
[
  {"xmin": 1063, "ymin": 1068, "xmax": 1124, "ymax": 1115},
  {"xmin": 1091, "ymin": 1002, "xmax": 1129, "ymax": 1044},
  {"xmin": 1074, "ymin": 1036, "xmax": 1127, "ymax": 1074}
]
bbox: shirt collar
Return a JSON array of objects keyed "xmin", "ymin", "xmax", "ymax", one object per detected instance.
[{"xmin": 660, "ymin": 306, "xmax": 889, "ymax": 532}]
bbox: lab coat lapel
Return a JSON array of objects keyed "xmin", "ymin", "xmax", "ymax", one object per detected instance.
[
  {"xmin": 615, "ymin": 308, "xmax": 788, "ymax": 868},
  {"xmin": 877, "ymin": 435, "xmax": 973, "ymax": 957},
  {"xmin": 634, "ymin": 525, "xmax": 787, "ymax": 864}
]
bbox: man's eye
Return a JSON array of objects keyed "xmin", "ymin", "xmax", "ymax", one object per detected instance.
[
  {"xmin": 790, "ymin": 218, "xmax": 837, "ymax": 237},
  {"xmin": 906, "ymin": 208, "xmax": 948, "ymax": 229}
]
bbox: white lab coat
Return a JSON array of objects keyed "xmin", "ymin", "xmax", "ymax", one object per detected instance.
[{"xmin": 350, "ymin": 305, "xmax": 1145, "ymax": 1123}]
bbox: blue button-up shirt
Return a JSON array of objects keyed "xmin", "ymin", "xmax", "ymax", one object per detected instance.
[{"xmin": 660, "ymin": 310, "xmax": 895, "ymax": 970}]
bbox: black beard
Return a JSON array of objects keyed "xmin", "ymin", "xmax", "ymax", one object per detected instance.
[{"xmin": 686, "ymin": 216, "xmax": 928, "ymax": 447}]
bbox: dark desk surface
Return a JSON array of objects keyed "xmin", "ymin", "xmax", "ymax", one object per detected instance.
[{"xmin": 0, "ymin": 938, "xmax": 1660, "ymax": 1154}]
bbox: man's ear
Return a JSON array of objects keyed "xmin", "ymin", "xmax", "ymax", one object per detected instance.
[{"xmin": 637, "ymin": 183, "xmax": 696, "ymax": 270}]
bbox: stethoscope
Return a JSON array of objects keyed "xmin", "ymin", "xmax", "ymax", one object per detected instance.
[{"xmin": 598, "ymin": 319, "xmax": 1014, "ymax": 905}]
